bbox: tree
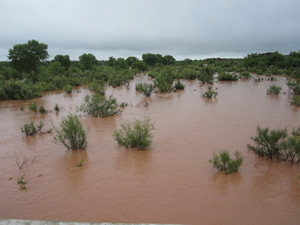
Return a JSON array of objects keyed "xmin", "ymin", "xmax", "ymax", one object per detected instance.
[
  {"xmin": 126, "ymin": 56, "xmax": 139, "ymax": 66},
  {"xmin": 108, "ymin": 56, "xmax": 116, "ymax": 67},
  {"xmin": 162, "ymin": 55, "xmax": 176, "ymax": 65},
  {"xmin": 131, "ymin": 61, "xmax": 148, "ymax": 71},
  {"xmin": 114, "ymin": 58, "xmax": 129, "ymax": 70},
  {"xmin": 142, "ymin": 53, "xmax": 163, "ymax": 66},
  {"xmin": 79, "ymin": 53, "xmax": 97, "ymax": 70},
  {"xmin": 54, "ymin": 54, "xmax": 71, "ymax": 70},
  {"xmin": 8, "ymin": 40, "xmax": 49, "ymax": 81}
]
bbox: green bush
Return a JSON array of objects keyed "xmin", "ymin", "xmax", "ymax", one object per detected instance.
[
  {"xmin": 113, "ymin": 118, "xmax": 155, "ymax": 149},
  {"xmin": 64, "ymin": 85, "xmax": 72, "ymax": 94},
  {"xmin": 154, "ymin": 68, "xmax": 175, "ymax": 92},
  {"xmin": 218, "ymin": 72, "xmax": 238, "ymax": 81},
  {"xmin": 28, "ymin": 102, "xmax": 38, "ymax": 112},
  {"xmin": 54, "ymin": 104, "xmax": 60, "ymax": 112},
  {"xmin": 80, "ymin": 94, "xmax": 121, "ymax": 117},
  {"xmin": 287, "ymin": 80, "xmax": 300, "ymax": 95},
  {"xmin": 291, "ymin": 95, "xmax": 300, "ymax": 107},
  {"xmin": 88, "ymin": 80, "xmax": 105, "ymax": 95},
  {"xmin": 209, "ymin": 150, "xmax": 244, "ymax": 174},
  {"xmin": 247, "ymin": 126, "xmax": 288, "ymax": 160},
  {"xmin": 53, "ymin": 114, "xmax": 87, "ymax": 150},
  {"xmin": 39, "ymin": 106, "xmax": 47, "ymax": 114},
  {"xmin": 136, "ymin": 82, "xmax": 156, "ymax": 97},
  {"xmin": 174, "ymin": 80, "xmax": 185, "ymax": 90},
  {"xmin": 239, "ymin": 71, "xmax": 251, "ymax": 79},
  {"xmin": 267, "ymin": 84, "xmax": 282, "ymax": 95},
  {"xmin": 203, "ymin": 86, "xmax": 218, "ymax": 98},
  {"xmin": 17, "ymin": 175, "xmax": 27, "ymax": 189},
  {"xmin": 21, "ymin": 121, "xmax": 43, "ymax": 136},
  {"xmin": 286, "ymin": 128, "xmax": 300, "ymax": 164}
]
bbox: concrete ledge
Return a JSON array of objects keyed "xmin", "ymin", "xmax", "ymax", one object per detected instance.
[{"xmin": 0, "ymin": 220, "xmax": 184, "ymax": 225}]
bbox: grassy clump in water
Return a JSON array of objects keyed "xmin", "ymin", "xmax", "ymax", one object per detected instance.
[
  {"xmin": 267, "ymin": 84, "xmax": 282, "ymax": 95},
  {"xmin": 113, "ymin": 118, "xmax": 155, "ymax": 150},
  {"xmin": 218, "ymin": 72, "xmax": 238, "ymax": 81},
  {"xmin": 209, "ymin": 150, "xmax": 244, "ymax": 174},
  {"xmin": 80, "ymin": 94, "xmax": 121, "ymax": 117},
  {"xmin": 136, "ymin": 82, "xmax": 156, "ymax": 97},
  {"xmin": 203, "ymin": 86, "xmax": 218, "ymax": 98},
  {"xmin": 54, "ymin": 114, "xmax": 87, "ymax": 150}
]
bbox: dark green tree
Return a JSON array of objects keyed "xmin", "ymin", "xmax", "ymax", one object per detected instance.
[
  {"xmin": 108, "ymin": 56, "xmax": 116, "ymax": 67},
  {"xmin": 8, "ymin": 40, "xmax": 49, "ymax": 81},
  {"xmin": 162, "ymin": 55, "xmax": 176, "ymax": 65},
  {"xmin": 126, "ymin": 56, "xmax": 139, "ymax": 66},
  {"xmin": 114, "ymin": 58, "xmax": 129, "ymax": 70},
  {"xmin": 142, "ymin": 53, "xmax": 163, "ymax": 66},
  {"xmin": 79, "ymin": 53, "xmax": 97, "ymax": 70},
  {"xmin": 54, "ymin": 54, "xmax": 71, "ymax": 70}
]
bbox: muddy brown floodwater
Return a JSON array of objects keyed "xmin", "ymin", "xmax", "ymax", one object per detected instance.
[{"xmin": 0, "ymin": 75, "xmax": 299, "ymax": 225}]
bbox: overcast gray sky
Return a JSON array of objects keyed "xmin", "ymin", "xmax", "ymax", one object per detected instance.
[{"xmin": 0, "ymin": 0, "xmax": 300, "ymax": 61}]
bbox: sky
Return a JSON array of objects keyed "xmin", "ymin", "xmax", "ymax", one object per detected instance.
[{"xmin": 0, "ymin": 0, "xmax": 300, "ymax": 61}]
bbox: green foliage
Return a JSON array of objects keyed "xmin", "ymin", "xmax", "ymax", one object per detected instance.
[
  {"xmin": 287, "ymin": 80, "xmax": 300, "ymax": 95},
  {"xmin": 54, "ymin": 55, "xmax": 71, "ymax": 70},
  {"xmin": 142, "ymin": 53, "xmax": 163, "ymax": 67},
  {"xmin": 77, "ymin": 159, "xmax": 84, "ymax": 167},
  {"xmin": 80, "ymin": 94, "xmax": 121, "ymax": 117},
  {"xmin": 218, "ymin": 72, "xmax": 238, "ymax": 81},
  {"xmin": 126, "ymin": 56, "xmax": 139, "ymax": 66},
  {"xmin": 131, "ymin": 61, "xmax": 148, "ymax": 71},
  {"xmin": 17, "ymin": 175, "xmax": 27, "ymax": 189},
  {"xmin": 88, "ymin": 80, "xmax": 105, "ymax": 95},
  {"xmin": 108, "ymin": 72, "xmax": 131, "ymax": 87},
  {"xmin": 247, "ymin": 126, "xmax": 288, "ymax": 160},
  {"xmin": 113, "ymin": 118, "xmax": 155, "ymax": 149},
  {"xmin": 209, "ymin": 150, "xmax": 244, "ymax": 174},
  {"xmin": 79, "ymin": 53, "xmax": 97, "ymax": 70},
  {"xmin": 21, "ymin": 121, "xmax": 37, "ymax": 136},
  {"xmin": 8, "ymin": 40, "xmax": 49, "ymax": 80},
  {"xmin": 162, "ymin": 55, "xmax": 176, "ymax": 65},
  {"xmin": 154, "ymin": 68, "xmax": 175, "ymax": 92},
  {"xmin": 48, "ymin": 61, "xmax": 65, "ymax": 75},
  {"xmin": 267, "ymin": 85, "xmax": 282, "ymax": 95},
  {"xmin": 28, "ymin": 102, "xmax": 38, "ymax": 112},
  {"xmin": 239, "ymin": 71, "xmax": 251, "ymax": 79},
  {"xmin": 21, "ymin": 121, "xmax": 44, "ymax": 136},
  {"xmin": 174, "ymin": 80, "xmax": 185, "ymax": 90},
  {"xmin": 0, "ymin": 80, "xmax": 42, "ymax": 100},
  {"xmin": 136, "ymin": 82, "xmax": 156, "ymax": 97},
  {"xmin": 291, "ymin": 95, "xmax": 300, "ymax": 107},
  {"xmin": 114, "ymin": 58, "xmax": 129, "ymax": 70},
  {"xmin": 64, "ymin": 85, "xmax": 72, "ymax": 94},
  {"xmin": 203, "ymin": 86, "xmax": 218, "ymax": 98},
  {"xmin": 53, "ymin": 114, "xmax": 87, "ymax": 150},
  {"xmin": 39, "ymin": 106, "xmax": 47, "ymax": 114},
  {"xmin": 54, "ymin": 104, "xmax": 60, "ymax": 112},
  {"xmin": 286, "ymin": 128, "xmax": 300, "ymax": 164}
]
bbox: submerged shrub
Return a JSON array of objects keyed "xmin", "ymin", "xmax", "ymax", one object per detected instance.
[
  {"xmin": 203, "ymin": 86, "xmax": 218, "ymax": 98},
  {"xmin": 113, "ymin": 118, "xmax": 155, "ymax": 149},
  {"xmin": 53, "ymin": 114, "xmax": 87, "ymax": 150},
  {"xmin": 136, "ymin": 82, "xmax": 156, "ymax": 97},
  {"xmin": 247, "ymin": 126, "xmax": 288, "ymax": 160},
  {"xmin": 64, "ymin": 85, "xmax": 72, "ymax": 94},
  {"xmin": 218, "ymin": 72, "xmax": 238, "ymax": 81},
  {"xmin": 39, "ymin": 106, "xmax": 47, "ymax": 114},
  {"xmin": 21, "ymin": 121, "xmax": 43, "ymax": 136},
  {"xmin": 174, "ymin": 80, "xmax": 185, "ymax": 90},
  {"xmin": 154, "ymin": 68, "xmax": 175, "ymax": 92},
  {"xmin": 287, "ymin": 80, "xmax": 300, "ymax": 95},
  {"xmin": 291, "ymin": 95, "xmax": 300, "ymax": 107},
  {"xmin": 54, "ymin": 104, "xmax": 60, "ymax": 111},
  {"xmin": 80, "ymin": 94, "xmax": 121, "ymax": 117},
  {"xmin": 209, "ymin": 150, "xmax": 244, "ymax": 174},
  {"xmin": 28, "ymin": 102, "xmax": 38, "ymax": 112},
  {"xmin": 267, "ymin": 84, "xmax": 282, "ymax": 95},
  {"xmin": 21, "ymin": 121, "xmax": 37, "ymax": 136},
  {"xmin": 239, "ymin": 71, "xmax": 251, "ymax": 79}
]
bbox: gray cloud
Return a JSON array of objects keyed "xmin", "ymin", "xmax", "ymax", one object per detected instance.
[{"xmin": 1, "ymin": 0, "xmax": 300, "ymax": 60}]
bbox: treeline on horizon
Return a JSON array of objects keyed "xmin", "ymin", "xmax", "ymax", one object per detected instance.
[{"xmin": 0, "ymin": 39, "xmax": 300, "ymax": 100}]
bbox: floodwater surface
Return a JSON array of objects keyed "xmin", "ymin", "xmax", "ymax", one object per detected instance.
[{"xmin": 0, "ymin": 75, "xmax": 299, "ymax": 225}]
